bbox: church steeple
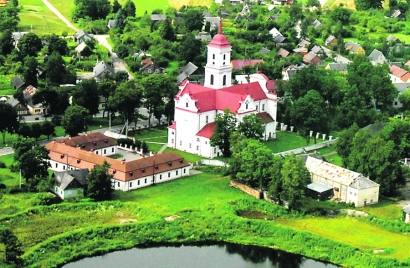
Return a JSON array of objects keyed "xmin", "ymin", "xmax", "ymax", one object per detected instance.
[{"xmin": 204, "ymin": 21, "xmax": 232, "ymax": 89}]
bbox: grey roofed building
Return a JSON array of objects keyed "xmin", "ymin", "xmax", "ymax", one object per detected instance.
[
  {"xmin": 12, "ymin": 32, "xmax": 28, "ymax": 48},
  {"xmin": 107, "ymin": 19, "xmax": 118, "ymax": 29},
  {"xmin": 177, "ymin": 62, "xmax": 198, "ymax": 83},
  {"xmin": 259, "ymin": 47, "xmax": 271, "ymax": 54},
  {"xmin": 151, "ymin": 14, "xmax": 166, "ymax": 21},
  {"xmin": 53, "ymin": 169, "xmax": 88, "ymax": 200},
  {"xmin": 269, "ymin": 27, "xmax": 285, "ymax": 43},
  {"xmin": 349, "ymin": 176, "xmax": 380, "ymax": 190},
  {"xmin": 298, "ymin": 39, "xmax": 311, "ymax": 48},
  {"xmin": 93, "ymin": 61, "xmax": 114, "ymax": 80},
  {"xmin": 312, "ymin": 19, "xmax": 322, "ymax": 29},
  {"xmin": 391, "ymin": 9, "xmax": 401, "ymax": 18},
  {"xmin": 334, "ymin": 54, "xmax": 352, "ymax": 64},
  {"xmin": 75, "ymin": 42, "xmax": 88, "ymax": 55},
  {"xmin": 307, "ymin": 182, "xmax": 333, "ymax": 193},
  {"xmin": 74, "ymin": 30, "xmax": 93, "ymax": 44},
  {"xmin": 311, "ymin": 45, "xmax": 322, "ymax": 55},
  {"xmin": 195, "ymin": 32, "xmax": 212, "ymax": 42},
  {"xmin": 326, "ymin": 62, "xmax": 348, "ymax": 72},
  {"xmin": 368, "ymin": 49, "xmax": 387, "ymax": 65},
  {"xmin": 11, "ymin": 76, "xmax": 25, "ymax": 89}
]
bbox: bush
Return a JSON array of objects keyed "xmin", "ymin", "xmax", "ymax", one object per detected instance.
[{"xmin": 0, "ymin": 161, "xmax": 6, "ymax": 168}]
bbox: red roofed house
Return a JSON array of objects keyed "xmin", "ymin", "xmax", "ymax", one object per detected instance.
[
  {"xmin": 168, "ymin": 23, "xmax": 278, "ymax": 158},
  {"xmin": 46, "ymin": 138, "xmax": 191, "ymax": 192},
  {"xmin": 390, "ymin": 65, "xmax": 410, "ymax": 83}
]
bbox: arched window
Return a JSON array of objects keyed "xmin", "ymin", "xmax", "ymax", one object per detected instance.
[
  {"xmin": 223, "ymin": 54, "xmax": 226, "ymax": 60},
  {"xmin": 212, "ymin": 54, "xmax": 215, "ymax": 59},
  {"xmin": 223, "ymin": 75, "xmax": 226, "ymax": 86},
  {"xmin": 210, "ymin": 74, "xmax": 214, "ymax": 85}
]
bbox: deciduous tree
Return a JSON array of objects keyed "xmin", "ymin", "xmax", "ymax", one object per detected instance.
[
  {"xmin": 0, "ymin": 103, "xmax": 18, "ymax": 145},
  {"xmin": 211, "ymin": 110, "xmax": 237, "ymax": 157},
  {"xmin": 62, "ymin": 105, "xmax": 89, "ymax": 136},
  {"xmin": 86, "ymin": 162, "xmax": 113, "ymax": 201},
  {"xmin": 238, "ymin": 114, "xmax": 264, "ymax": 140}
]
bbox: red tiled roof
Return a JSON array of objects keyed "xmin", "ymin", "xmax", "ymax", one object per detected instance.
[
  {"xmin": 231, "ymin": 59, "xmax": 264, "ymax": 70},
  {"xmin": 46, "ymin": 142, "xmax": 190, "ymax": 182},
  {"xmin": 168, "ymin": 121, "xmax": 176, "ymax": 129},
  {"xmin": 179, "ymin": 82, "xmax": 268, "ymax": 113},
  {"xmin": 58, "ymin": 132, "xmax": 117, "ymax": 150},
  {"xmin": 390, "ymin": 65, "xmax": 410, "ymax": 81},
  {"xmin": 196, "ymin": 122, "xmax": 216, "ymax": 139}
]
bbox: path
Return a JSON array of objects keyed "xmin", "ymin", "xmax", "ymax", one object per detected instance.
[
  {"xmin": 41, "ymin": 0, "xmax": 79, "ymax": 32},
  {"xmin": 41, "ymin": 0, "xmax": 133, "ymax": 79}
]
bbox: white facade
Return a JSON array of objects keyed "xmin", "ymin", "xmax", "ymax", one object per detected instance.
[
  {"xmin": 54, "ymin": 185, "xmax": 83, "ymax": 200},
  {"xmin": 168, "ymin": 30, "xmax": 278, "ymax": 159},
  {"xmin": 112, "ymin": 166, "xmax": 192, "ymax": 191}
]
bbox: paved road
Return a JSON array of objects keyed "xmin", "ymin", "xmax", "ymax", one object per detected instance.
[{"xmin": 42, "ymin": 0, "xmax": 133, "ymax": 79}]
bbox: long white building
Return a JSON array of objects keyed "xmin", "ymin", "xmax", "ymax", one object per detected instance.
[{"xmin": 168, "ymin": 23, "xmax": 278, "ymax": 158}]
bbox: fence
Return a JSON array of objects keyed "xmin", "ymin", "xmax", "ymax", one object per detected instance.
[{"xmin": 230, "ymin": 180, "xmax": 263, "ymax": 199}]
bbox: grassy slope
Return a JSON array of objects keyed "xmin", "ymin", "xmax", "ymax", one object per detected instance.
[
  {"xmin": 265, "ymin": 131, "xmax": 312, "ymax": 153},
  {"xmin": 0, "ymin": 74, "xmax": 15, "ymax": 96},
  {"xmin": 278, "ymin": 216, "xmax": 410, "ymax": 259},
  {"xmin": 18, "ymin": 0, "xmax": 74, "ymax": 35}
]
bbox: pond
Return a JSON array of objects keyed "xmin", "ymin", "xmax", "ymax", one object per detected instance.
[{"xmin": 64, "ymin": 243, "xmax": 338, "ymax": 268}]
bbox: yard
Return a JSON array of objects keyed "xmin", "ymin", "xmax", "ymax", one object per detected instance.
[
  {"xmin": 18, "ymin": 0, "xmax": 74, "ymax": 35},
  {"xmin": 265, "ymin": 131, "xmax": 314, "ymax": 153}
]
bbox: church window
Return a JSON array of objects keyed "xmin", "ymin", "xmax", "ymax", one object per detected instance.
[
  {"xmin": 262, "ymin": 104, "xmax": 265, "ymax": 111},
  {"xmin": 245, "ymin": 103, "xmax": 249, "ymax": 110},
  {"xmin": 205, "ymin": 115, "xmax": 209, "ymax": 123},
  {"xmin": 210, "ymin": 75, "xmax": 214, "ymax": 85},
  {"xmin": 212, "ymin": 54, "xmax": 215, "ymax": 59},
  {"xmin": 223, "ymin": 75, "xmax": 226, "ymax": 86},
  {"xmin": 223, "ymin": 54, "xmax": 226, "ymax": 60},
  {"xmin": 186, "ymin": 102, "xmax": 188, "ymax": 108}
]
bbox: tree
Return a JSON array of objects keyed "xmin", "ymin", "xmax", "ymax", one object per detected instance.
[
  {"xmin": 123, "ymin": 0, "xmax": 136, "ymax": 17},
  {"xmin": 0, "ymin": 103, "xmax": 18, "ymax": 145},
  {"xmin": 291, "ymin": 90, "xmax": 328, "ymax": 141},
  {"xmin": 280, "ymin": 156, "xmax": 310, "ymax": 210},
  {"xmin": 0, "ymin": 30, "xmax": 13, "ymax": 55},
  {"xmin": 112, "ymin": 0, "xmax": 121, "ymax": 13},
  {"xmin": 73, "ymin": 0, "xmax": 111, "ymax": 20},
  {"xmin": 347, "ymin": 57, "xmax": 397, "ymax": 112},
  {"xmin": 336, "ymin": 123, "xmax": 359, "ymax": 166},
  {"xmin": 229, "ymin": 139, "xmax": 273, "ymax": 189},
  {"xmin": 45, "ymin": 52, "xmax": 68, "ymax": 85},
  {"xmin": 399, "ymin": 89, "xmax": 410, "ymax": 112},
  {"xmin": 46, "ymin": 34, "xmax": 69, "ymax": 55},
  {"xmin": 32, "ymin": 87, "xmax": 69, "ymax": 115},
  {"xmin": 86, "ymin": 162, "xmax": 113, "ymax": 201},
  {"xmin": 238, "ymin": 114, "xmax": 264, "ymax": 140},
  {"xmin": 72, "ymin": 79, "xmax": 100, "ymax": 115},
  {"xmin": 0, "ymin": 229, "xmax": 23, "ymax": 266},
  {"xmin": 267, "ymin": 156, "xmax": 285, "ymax": 204},
  {"xmin": 211, "ymin": 110, "xmax": 237, "ymax": 157},
  {"xmin": 13, "ymin": 137, "xmax": 35, "ymax": 162},
  {"xmin": 182, "ymin": 8, "xmax": 204, "ymax": 31},
  {"xmin": 17, "ymin": 145, "xmax": 49, "ymax": 191},
  {"xmin": 179, "ymin": 33, "xmax": 202, "ymax": 64},
  {"xmin": 21, "ymin": 56, "xmax": 38, "ymax": 87},
  {"xmin": 109, "ymin": 80, "xmax": 143, "ymax": 131},
  {"xmin": 380, "ymin": 118, "xmax": 410, "ymax": 160},
  {"xmin": 62, "ymin": 105, "xmax": 89, "ymax": 136},
  {"xmin": 348, "ymin": 130, "xmax": 403, "ymax": 195},
  {"xmin": 330, "ymin": 7, "xmax": 352, "ymax": 24},
  {"xmin": 355, "ymin": 0, "xmax": 383, "ymax": 10},
  {"xmin": 159, "ymin": 18, "xmax": 175, "ymax": 41},
  {"xmin": 41, "ymin": 121, "xmax": 55, "ymax": 140},
  {"xmin": 17, "ymin": 33, "xmax": 42, "ymax": 58}
]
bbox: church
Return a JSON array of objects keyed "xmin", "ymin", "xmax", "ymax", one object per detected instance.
[{"xmin": 168, "ymin": 24, "xmax": 278, "ymax": 158}]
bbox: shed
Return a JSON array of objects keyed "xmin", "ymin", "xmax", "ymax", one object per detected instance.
[
  {"xmin": 177, "ymin": 62, "xmax": 198, "ymax": 83},
  {"xmin": 307, "ymin": 182, "xmax": 333, "ymax": 200},
  {"xmin": 53, "ymin": 169, "xmax": 88, "ymax": 200}
]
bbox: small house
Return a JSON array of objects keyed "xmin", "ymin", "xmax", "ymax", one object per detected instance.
[
  {"xmin": 53, "ymin": 169, "xmax": 88, "ymax": 200},
  {"xmin": 334, "ymin": 55, "xmax": 352, "ymax": 64},
  {"xmin": 404, "ymin": 205, "xmax": 410, "ymax": 224},
  {"xmin": 107, "ymin": 19, "xmax": 118, "ymax": 29},
  {"xmin": 11, "ymin": 76, "xmax": 25, "ymax": 90},
  {"xmin": 93, "ymin": 61, "xmax": 114, "ymax": 80},
  {"xmin": 269, "ymin": 27, "xmax": 285, "ymax": 43},
  {"xmin": 75, "ymin": 42, "xmax": 91, "ymax": 57},
  {"xmin": 325, "ymin": 35, "xmax": 337, "ymax": 48},
  {"xmin": 74, "ymin": 30, "xmax": 93, "ymax": 44},
  {"xmin": 368, "ymin": 49, "xmax": 387, "ymax": 65},
  {"xmin": 326, "ymin": 62, "xmax": 348, "ymax": 73},
  {"xmin": 278, "ymin": 48, "xmax": 289, "ymax": 58},
  {"xmin": 390, "ymin": 65, "xmax": 410, "ymax": 83},
  {"xmin": 345, "ymin": 42, "xmax": 365, "ymax": 55},
  {"xmin": 0, "ymin": 96, "xmax": 28, "ymax": 116},
  {"xmin": 303, "ymin": 52, "xmax": 320, "ymax": 65},
  {"xmin": 177, "ymin": 62, "xmax": 198, "ymax": 83},
  {"xmin": 23, "ymin": 85, "xmax": 46, "ymax": 115},
  {"xmin": 312, "ymin": 19, "xmax": 322, "ymax": 29},
  {"xmin": 195, "ymin": 32, "xmax": 212, "ymax": 42},
  {"xmin": 150, "ymin": 14, "xmax": 166, "ymax": 22}
]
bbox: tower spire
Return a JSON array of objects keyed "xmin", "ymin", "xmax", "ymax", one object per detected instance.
[{"xmin": 218, "ymin": 20, "xmax": 223, "ymax": 34}]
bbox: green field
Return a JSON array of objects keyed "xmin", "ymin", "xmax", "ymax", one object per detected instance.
[
  {"xmin": 278, "ymin": 216, "xmax": 410, "ymax": 260},
  {"xmin": 0, "ymin": 75, "xmax": 15, "ymax": 96},
  {"xmin": 359, "ymin": 201, "xmax": 404, "ymax": 220},
  {"xmin": 18, "ymin": 0, "xmax": 74, "ymax": 35}
]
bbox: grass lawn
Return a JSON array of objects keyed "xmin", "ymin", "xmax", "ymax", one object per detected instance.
[
  {"xmin": 0, "ymin": 155, "xmax": 19, "ymax": 188},
  {"xmin": 316, "ymin": 145, "xmax": 343, "ymax": 166},
  {"xmin": 0, "ymin": 74, "xmax": 15, "ymax": 96},
  {"xmin": 164, "ymin": 147, "xmax": 203, "ymax": 162},
  {"xmin": 19, "ymin": 0, "xmax": 74, "ymax": 35},
  {"xmin": 359, "ymin": 201, "xmax": 404, "ymax": 220},
  {"xmin": 265, "ymin": 131, "xmax": 313, "ymax": 153},
  {"xmin": 278, "ymin": 216, "xmax": 410, "ymax": 260}
]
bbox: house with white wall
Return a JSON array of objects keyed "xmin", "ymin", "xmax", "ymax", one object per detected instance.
[{"xmin": 168, "ymin": 23, "xmax": 278, "ymax": 159}]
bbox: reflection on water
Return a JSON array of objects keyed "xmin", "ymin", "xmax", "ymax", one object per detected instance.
[{"xmin": 64, "ymin": 243, "xmax": 338, "ymax": 268}]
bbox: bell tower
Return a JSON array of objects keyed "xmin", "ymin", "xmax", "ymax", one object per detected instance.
[{"xmin": 204, "ymin": 22, "xmax": 232, "ymax": 89}]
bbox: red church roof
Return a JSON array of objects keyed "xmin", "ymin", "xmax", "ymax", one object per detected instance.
[
  {"xmin": 196, "ymin": 122, "xmax": 216, "ymax": 139},
  {"xmin": 209, "ymin": 21, "xmax": 230, "ymax": 48},
  {"xmin": 178, "ymin": 82, "xmax": 268, "ymax": 113}
]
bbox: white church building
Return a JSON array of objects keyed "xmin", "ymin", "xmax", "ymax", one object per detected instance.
[{"xmin": 168, "ymin": 23, "xmax": 278, "ymax": 158}]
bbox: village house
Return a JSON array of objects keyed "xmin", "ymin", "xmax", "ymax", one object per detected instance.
[
  {"xmin": 345, "ymin": 42, "xmax": 365, "ymax": 55},
  {"xmin": 326, "ymin": 62, "xmax": 348, "ymax": 73},
  {"xmin": 177, "ymin": 62, "xmax": 198, "ymax": 84},
  {"xmin": 93, "ymin": 61, "xmax": 114, "ymax": 80},
  {"xmin": 404, "ymin": 205, "xmax": 410, "ymax": 224},
  {"xmin": 56, "ymin": 132, "xmax": 117, "ymax": 156},
  {"xmin": 305, "ymin": 156, "xmax": 379, "ymax": 207},
  {"xmin": 390, "ymin": 65, "xmax": 410, "ymax": 83},
  {"xmin": 74, "ymin": 30, "xmax": 93, "ymax": 44},
  {"xmin": 325, "ymin": 35, "xmax": 337, "ymax": 48},
  {"xmin": 107, "ymin": 19, "xmax": 118, "ymax": 29},
  {"xmin": 0, "ymin": 96, "xmax": 28, "ymax": 116},
  {"xmin": 11, "ymin": 76, "xmax": 25, "ymax": 90},
  {"xmin": 303, "ymin": 52, "xmax": 320, "ymax": 65},
  {"xmin": 46, "ymin": 138, "xmax": 191, "ymax": 192},
  {"xmin": 168, "ymin": 24, "xmax": 277, "ymax": 158},
  {"xmin": 75, "ymin": 42, "xmax": 91, "ymax": 57},
  {"xmin": 269, "ymin": 27, "xmax": 285, "ymax": 43},
  {"xmin": 368, "ymin": 49, "xmax": 387, "ymax": 65},
  {"xmin": 52, "ymin": 169, "xmax": 88, "ymax": 200},
  {"xmin": 277, "ymin": 48, "xmax": 289, "ymax": 58},
  {"xmin": 23, "ymin": 85, "xmax": 46, "ymax": 115},
  {"xmin": 195, "ymin": 32, "xmax": 212, "ymax": 42},
  {"xmin": 282, "ymin": 64, "xmax": 306, "ymax": 80}
]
